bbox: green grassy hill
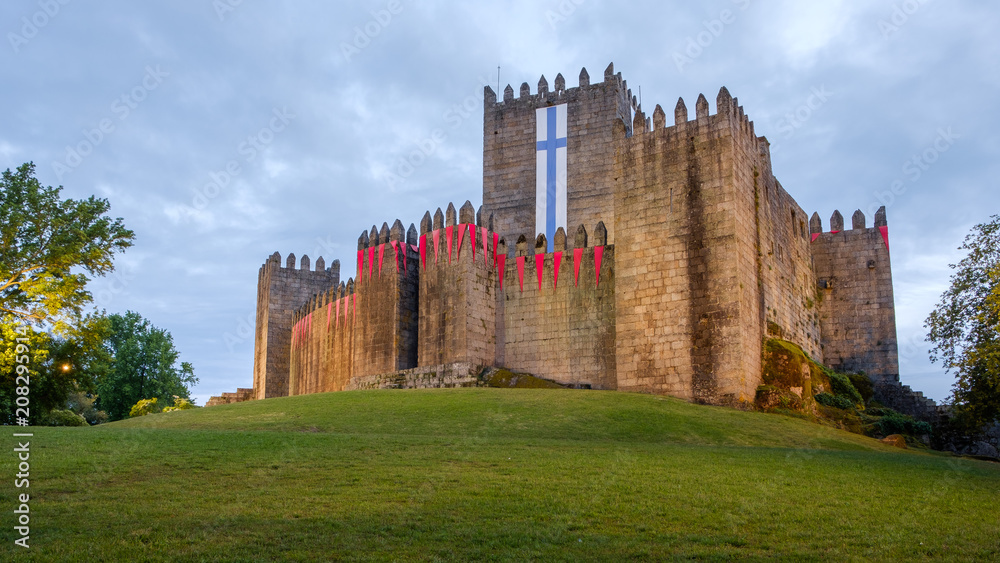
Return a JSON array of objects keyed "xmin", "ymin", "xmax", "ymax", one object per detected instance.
[{"xmin": 3, "ymin": 389, "xmax": 998, "ymax": 561}]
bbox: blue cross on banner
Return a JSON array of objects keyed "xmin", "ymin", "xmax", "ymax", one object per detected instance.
[{"xmin": 536, "ymin": 104, "xmax": 567, "ymax": 252}]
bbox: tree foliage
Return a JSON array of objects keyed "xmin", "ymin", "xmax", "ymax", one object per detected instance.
[
  {"xmin": 0, "ymin": 162, "xmax": 134, "ymax": 334},
  {"xmin": 926, "ymin": 215, "xmax": 1000, "ymax": 431},
  {"xmin": 96, "ymin": 312, "xmax": 197, "ymax": 421}
]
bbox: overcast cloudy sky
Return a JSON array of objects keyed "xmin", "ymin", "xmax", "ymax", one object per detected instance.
[{"xmin": 2, "ymin": 0, "xmax": 997, "ymax": 405}]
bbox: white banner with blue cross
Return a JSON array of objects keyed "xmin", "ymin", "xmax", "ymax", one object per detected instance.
[{"xmin": 535, "ymin": 104, "xmax": 567, "ymax": 252}]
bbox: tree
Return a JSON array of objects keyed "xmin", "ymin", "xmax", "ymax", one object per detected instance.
[
  {"xmin": 926, "ymin": 215, "xmax": 1000, "ymax": 432},
  {"xmin": 0, "ymin": 313, "xmax": 111, "ymax": 425},
  {"xmin": 96, "ymin": 312, "xmax": 198, "ymax": 421},
  {"xmin": 1, "ymin": 162, "xmax": 134, "ymax": 335}
]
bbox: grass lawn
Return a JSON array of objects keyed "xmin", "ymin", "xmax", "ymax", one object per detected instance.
[{"xmin": 2, "ymin": 389, "xmax": 998, "ymax": 561}]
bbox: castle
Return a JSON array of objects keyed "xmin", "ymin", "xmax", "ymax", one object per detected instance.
[{"xmin": 208, "ymin": 63, "xmax": 934, "ymax": 414}]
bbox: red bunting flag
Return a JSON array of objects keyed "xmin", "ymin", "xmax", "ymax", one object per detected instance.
[
  {"xmin": 481, "ymin": 227, "xmax": 488, "ymax": 266},
  {"xmin": 492, "ymin": 233, "xmax": 499, "ymax": 267},
  {"xmin": 446, "ymin": 226, "xmax": 454, "ymax": 263},
  {"xmin": 457, "ymin": 224, "xmax": 465, "ymax": 260},
  {"xmin": 830, "ymin": 230, "xmax": 841, "ymax": 235},
  {"xmin": 367, "ymin": 247, "xmax": 375, "ymax": 280},
  {"xmin": 594, "ymin": 246, "xmax": 604, "ymax": 287},
  {"xmin": 357, "ymin": 250, "xmax": 364, "ymax": 284},
  {"xmin": 468, "ymin": 224, "xmax": 476, "ymax": 261},
  {"xmin": 879, "ymin": 226, "xmax": 890, "ymax": 254},
  {"xmin": 516, "ymin": 256, "xmax": 525, "ymax": 292},
  {"xmin": 378, "ymin": 244, "xmax": 385, "ymax": 278},
  {"xmin": 419, "ymin": 234, "xmax": 427, "ymax": 269},
  {"xmin": 553, "ymin": 251, "xmax": 562, "ymax": 289},
  {"xmin": 535, "ymin": 253, "xmax": 545, "ymax": 290},
  {"xmin": 573, "ymin": 248, "xmax": 583, "ymax": 286},
  {"xmin": 390, "ymin": 241, "xmax": 399, "ymax": 273},
  {"xmin": 497, "ymin": 254, "xmax": 506, "ymax": 289},
  {"xmin": 327, "ymin": 302, "xmax": 332, "ymax": 330},
  {"xmin": 810, "ymin": 233, "xmax": 820, "ymax": 243}
]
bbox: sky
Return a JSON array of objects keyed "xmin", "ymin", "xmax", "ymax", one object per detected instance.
[{"xmin": 2, "ymin": 0, "xmax": 997, "ymax": 406}]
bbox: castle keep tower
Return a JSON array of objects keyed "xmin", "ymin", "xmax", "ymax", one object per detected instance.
[{"xmin": 222, "ymin": 62, "xmax": 912, "ymax": 415}]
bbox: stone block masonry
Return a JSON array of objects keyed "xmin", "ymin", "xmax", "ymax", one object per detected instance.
[{"xmin": 209, "ymin": 61, "xmax": 927, "ymax": 419}]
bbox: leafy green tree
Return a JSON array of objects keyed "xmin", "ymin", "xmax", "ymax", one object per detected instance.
[
  {"xmin": 96, "ymin": 312, "xmax": 197, "ymax": 421},
  {"xmin": 926, "ymin": 215, "xmax": 1000, "ymax": 432},
  {"xmin": 0, "ymin": 162, "xmax": 134, "ymax": 334},
  {"xmin": 0, "ymin": 313, "xmax": 111, "ymax": 425}
]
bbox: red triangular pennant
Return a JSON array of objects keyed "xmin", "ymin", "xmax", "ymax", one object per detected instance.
[
  {"xmin": 390, "ymin": 241, "xmax": 400, "ymax": 273},
  {"xmin": 810, "ymin": 233, "xmax": 820, "ymax": 243},
  {"xmin": 481, "ymin": 227, "xmax": 488, "ymax": 266},
  {"xmin": 468, "ymin": 224, "xmax": 476, "ymax": 261},
  {"xmin": 553, "ymin": 251, "xmax": 562, "ymax": 289},
  {"xmin": 419, "ymin": 234, "xmax": 427, "ymax": 269},
  {"xmin": 516, "ymin": 256, "xmax": 525, "ymax": 292},
  {"xmin": 493, "ymin": 233, "xmax": 499, "ymax": 267},
  {"xmin": 879, "ymin": 226, "xmax": 890, "ymax": 254},
  {"xmin": 446, "ymin": 226, "xmax": 454, "ymax": 263},
  {"xmin": 535, "ymin": 253, "xmax": 545, "ymax": 290},
  {"xmin": 573, "ymin": 248, "xmax": 583, "ymax": 286},
  {"xmin": 367, "ymin": 247, "xmax": 375, "ymax": 279},
  {"xmin": 457, "ymin": 224, "xmax": 466, "ymax": 260},
  {"xmin": 594, "ymin": 246, "xmax": 604, "ymax": 287},
  {"xmin": 497, "ymin": 254, "xmax": 506, "ymax": 289},
  {"xmin": 357, "ymin": 250, "xmax": 364, "ymax": 284},
  {"xmin": 378, "ymin": 244, "xmax": 385, "ymax": 278}
]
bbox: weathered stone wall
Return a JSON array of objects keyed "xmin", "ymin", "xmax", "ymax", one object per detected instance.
[
  {"xmin": 614, "ymin": 94, "xmax": 755, "ymax": 404},
  {"xmin": 253, "ymin": 252, "xmax": 339, "ymax": 399},
  {"xmin": 811, "ymin": 207, "xmax": 899, "ymax": 382},
  {"xmin": 417, "ymin": 203, "xmax": 498, "ymax": 368},
  {"xmin": 347, "ymin": 362, "xmax": 484, "ymax": 390},
  {"xmin": 288, "ymin": 223, "xmax": 419, "ymax": 395},
  {"xmin": 483, "ymin": 63, "xmax": 633, "ymax": 247},
  {"xmin": 499, "ymin": 227, "xmax": 616, "ymax": 389}
]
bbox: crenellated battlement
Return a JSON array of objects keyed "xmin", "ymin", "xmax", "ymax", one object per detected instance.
[{"xmin": 486, "ymin": 62, "xmax": 627, "ymax": 108}]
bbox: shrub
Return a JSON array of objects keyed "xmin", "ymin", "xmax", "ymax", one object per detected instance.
[
  {"xmin": 755, "ymin": 385, "xmax": 803, "ymax": 411},
  {"xmin": 828, "ymin": 372, "xmax": 863, "ymax": 405},
  {"xmin": 47, "ymin": 409, "xmax": 87, "ymax": 427},
  {"xmin": 876, "ymin": 413, "xmax": 933, "ymax": 437},
  {"xmin": 162, "ymin": 396, "xmax": 195, "ymax": 412},
  {"xmin": 848, "ymin": 373, "xmax": 874, "ymax": 403},
  {"xmin": 814, "ymin": 392, "xmax": 855, "ymax": 410},
  {"xmin": 129, "ymin": 398, "xmax": 159, "ymax": 417}
]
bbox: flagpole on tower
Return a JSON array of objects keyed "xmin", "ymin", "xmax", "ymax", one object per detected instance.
[{"xmin": 497, "ymin": 66, "xmax": 501, "ymax": 96}]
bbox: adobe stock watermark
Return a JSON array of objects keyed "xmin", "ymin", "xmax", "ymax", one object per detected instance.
[
  {"xmin": 189, "ymin": 107, "xmax": 295, "ymax": 210},
  {"xmin": 545, "ymin": 0, "xmax": 586, "ymax": 29},
  {"xmin": 93, "ymin": 266, "xmax": 136, "ymax": 309},
  {"xmin": 10, "ymin": 322, "xmax": 33, "ymax": 549},
  {"xmin": 769, "ymin": 85, "xmax": 833, "ymax": 155},
  {"xmin": 223, "ymin": 311, "xmax": 256, "ymax": 354},
  {"xmin": 672, "ymin": 0, "xmax": 751, "ymax": 72},
  {"xmin": 340, "ymin": 0, "xmax": 404, "ymax": 63},
  {"xmin": 50, "ymin": 65, "xmax": 170, "ymax": 182},
  {"xmin": 213, "ymin": 0, "xmax": 245, "ymax": 22},
  {"xmin": 7, "ymin": 0, "xmax": 71, "ymax": 54},
  {"xmin": 878, "ymin": 0, "xmax": 934, "ymax": 39},
  {"xmin": 383, "ymin": 75, "xmax": 493, "ymax": 190},
  {"xmin": 866, "ymin": 127, "xmax": 958, "ymax": 217}
]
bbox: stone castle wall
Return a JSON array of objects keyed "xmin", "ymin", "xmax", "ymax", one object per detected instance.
[
  {"xmin": 216, "ymin": 62, "xmax": 913, "ymax": 417},
  {"xmin": 253, "ymin": 252, "xmax": 339, "ymax": 399},
  {"xmin": 499, "ymin": 226, "xmax": 616, "ymax": 390}
]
